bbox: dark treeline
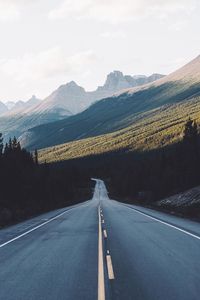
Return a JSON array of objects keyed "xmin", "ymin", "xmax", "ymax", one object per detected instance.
[
  {"xmin": 0, "ymin": 136, "xmax": 92, "ymax": 226},
  {"xmin": 1, "ymin": 118, "xmax": 200, "ymax": 226},
  {"xmin": 55, "ymin": 118, "xmax": 200, "ymax": 218},
  {"xmin": 90, "ymin": 118, "xmax": 200, "ymax": 217},
  {"xmin": 108, "ymin": 118, "xmax": 200, "ymax": 202}
]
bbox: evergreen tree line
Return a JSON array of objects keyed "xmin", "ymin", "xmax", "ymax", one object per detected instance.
[
  {"xmin": 1, "ymin": 118, "xmax": 200, "ymax": 226},
  {"xmin": 99, "ymin": 118, "xmax": 200, "ymax": 217},
  {"xmin": 0, "ymin": 136, "xmax": 92, "ymax": 226},
  {"xmin": 69, "ymin": 118, "xmax": 200, "ymax": 218}
]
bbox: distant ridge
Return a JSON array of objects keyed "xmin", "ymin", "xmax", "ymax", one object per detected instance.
[
  {"xmin": 160, "ymin": 55, "xmax": 200, "ymax": 83},
  {"xmin": 20, "ymin": 55, "xmax": 200, "ymax": 150},
  {"xmin": 21, "ymin": 71, "xmax": 164, "ymax": 116},
  {"xmin": 4, "ymin": 95, "xmax": 41, "ymax": 116},
  {"xmin": 0, "ymin": 71, "xmax": 164, "ymax": 141}
]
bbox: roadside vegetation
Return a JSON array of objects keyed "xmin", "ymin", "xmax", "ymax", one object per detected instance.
[
  {"xmin": 40, "ymin": 114, "xmax": 200, "ymax": 219},
  {"xmin": 0, "ymin": 136, "xmax": 92, "ymax": 227}
]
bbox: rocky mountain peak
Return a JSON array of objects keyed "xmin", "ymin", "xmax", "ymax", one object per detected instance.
[
  {"xmin": 57, "ymin": 81, "xmax": 86, "ymax": 95},
  {"xmin": 66, "ymin": 80, "xmax": 79, "ymax": 87},
  {"xmin": 104, "ymin": 71, "xmax": 128, "ymax": 89},
  {"xmin": 27, "ymin": 95, "xmax": 41, "ymax": 105}
]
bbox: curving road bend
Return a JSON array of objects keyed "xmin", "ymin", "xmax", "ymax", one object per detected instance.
[{"xmin": 0, "ymin": 179, "xmax": 200, "ymax": 299}]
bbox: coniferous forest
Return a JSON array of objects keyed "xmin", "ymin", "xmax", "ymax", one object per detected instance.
[
  {"xmin": 0, "ymin": 118, "xmax": 200, "ymax": 226},
  {"xmin": 0, "ymin": 135, "xmax": 92, "ymax": 227}
]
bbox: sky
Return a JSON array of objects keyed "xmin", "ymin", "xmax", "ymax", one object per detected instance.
[{"xmin": 0, "ymin": 0, "xmax": 199, "ymax": 102}]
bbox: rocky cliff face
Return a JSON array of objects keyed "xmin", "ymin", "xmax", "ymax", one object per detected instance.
[
  {"xmin": 101, "ymin": 71, "xmax": 131, "ymax": 91},
  {"xmin": 91, "ymin": 71, "xmax": 164, "ymax": 102}
]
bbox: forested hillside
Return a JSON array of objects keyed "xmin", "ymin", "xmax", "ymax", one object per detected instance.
[
  {"xmin": 39, "ymin": 96, "xmax": 200, "ymax": 163},
  {"xmin": 0, "ymin": 135, "xmax": 92, "ymax": 227},
  {"xmin": 21, "ymin": 55, "xmax": 200, "ymax": 150},
  {"xmin": 40, "ymin": 118, "xmax": 200, "ymax": 219}
]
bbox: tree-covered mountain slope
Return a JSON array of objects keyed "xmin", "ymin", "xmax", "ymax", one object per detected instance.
[
  {"xmin": 21, "ymin": 55, "xmax": 200, "ymax": 150},
  {"xmin": 39, "ymin": 95, "xmax": 200, "ymax": 163}
]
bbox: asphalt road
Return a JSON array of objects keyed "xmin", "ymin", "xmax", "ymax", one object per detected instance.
[{"xmin": 1, "ymin": 179, "xmax": 200, "ymax": 300}]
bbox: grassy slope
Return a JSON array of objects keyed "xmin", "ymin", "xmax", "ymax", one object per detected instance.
[{"xmin": 39, "ymin": 96, "xmax": 200, "ymax": 163}]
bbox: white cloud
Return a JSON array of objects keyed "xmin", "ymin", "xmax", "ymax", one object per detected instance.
[
  {"xmin": 0, "ymin": 2, "xmax": 20, "ymax": 21},
  {"xmin": 0, "ymin": 0, "xmax": 41, "ymax": 22},
  {"xmin": 100, "ymin": 31, "xmax": 126, "ymax": 39},
  {"xmin": 168, "ymin": 21, "xmax": 188, "ymax": 32},
  {"xmin": 0, "ymin": 47, "xmax": 96, "ymax": 86},
  {"xmin": 48, "ymin": 0, "xmax": 197, "ymax": 23}
]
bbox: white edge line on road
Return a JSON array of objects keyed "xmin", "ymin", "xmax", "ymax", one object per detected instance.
[
  {"xmin": 98, "ymin": 206, "xmax": 105, "ymax": 300},
  {"xmin": 125, "ymin": 206, "xmax": 200, "ymax": 241},
  {"xmin": 0, "ymin": 208, "xmax": 74, "ymax": 249},
  {"xmin": 106, "ymin": 255, "xmax": 115, "ymax": 280}
]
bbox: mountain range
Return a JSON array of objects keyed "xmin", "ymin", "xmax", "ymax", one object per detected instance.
[
  {"xmin": 20, "ymin": 55, "xmax": 200, "ymax": 151},
  {"xmin": 0, "ymin": 95, "xmax": 41, "ymax": 116},
  {"xmin": 0, "ymin": 71, "xmax": 164, "ymax": 141},
  {"xmin": 29, "ymin": 72, "xmax": 164, "ymax": 116}
]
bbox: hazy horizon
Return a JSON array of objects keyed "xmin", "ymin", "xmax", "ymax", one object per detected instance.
[{"xmin": 0, "ymin": 0, "xmax": 199, "ymax": 102}]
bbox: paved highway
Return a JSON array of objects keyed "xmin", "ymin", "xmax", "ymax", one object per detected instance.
[{"xmin": 0, "ymin": 179, "xmax": 200, "ymax": 299}]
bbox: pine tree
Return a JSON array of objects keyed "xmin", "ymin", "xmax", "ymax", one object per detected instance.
[
  {"xmin": 0, "ymin": 133, "xmax": 3, "ymax": 156},
  {"xmin": 183, "ymin": 118, "xmax": 199, "ymax": 156},
  {"xmin": 17, "ymin": 141, "xmax": 21, "ymax": 151},
  {"xmin": 183, "ymin": 118, "xmax": 199, "ymax": 184},
  {"xmin": 4, "ymin": 143, "xmax": 9, "ymax": 155},
  {"xmin": 8, "ymin": 138, "xmax": 12, "ymax": 151},
  {"xmin": 34, "ymin": 149, "xmax": 38, "ymax": 165},
  {"xmin": 183, "ymin": 118, "xmax": 198, "ymax": 141},
  {"xmin": 12, "ymin": 136, "xmax": 18, "ymax": 150}
]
